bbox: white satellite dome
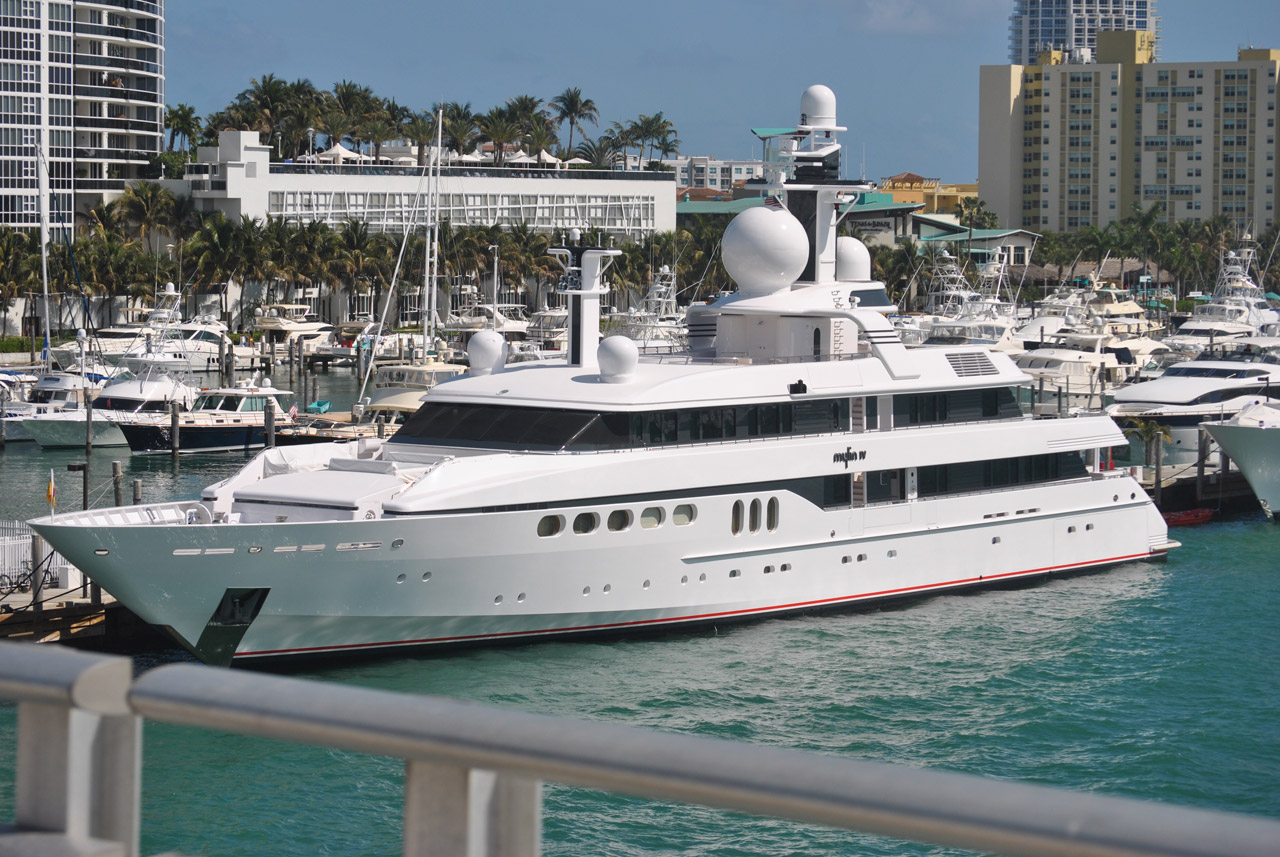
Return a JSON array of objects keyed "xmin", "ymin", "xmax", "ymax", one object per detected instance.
[
  {"xmin": 799, "ymin": 85, "xmax": 838, "ymax": 130},
  {"xmin": 835, "ymin": 236, "xmax": 872, "ymax": 282},
  {"xmin": 721, "ymin": 204, "xmax": 809, "ymax": 298},
  {"xmin": 466, "ymin": 329, "xmax": 507, "ymax": 376},
  {"xmin": 597, "ymin": 335, "xmax": 639, "ymax": 384}
]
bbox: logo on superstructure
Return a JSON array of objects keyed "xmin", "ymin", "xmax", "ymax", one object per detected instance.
[{"xmin": 833, "ymin": 447, "xmax": 866, "ymax": 469}]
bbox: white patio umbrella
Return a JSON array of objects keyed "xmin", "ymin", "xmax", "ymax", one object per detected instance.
[
  {"xmin": 564, "ymin": 157, "xmax": 590, "ymax": 165},
  {"xmin": 536, "ymin": 149, "xmax": 561, "ymax": 164},
  {"xmin": 318, "ymin": 142, "xmax": 362, "ymax": 162},
  {"xmin": 506, "ymin": 151, "xmax": 537, "ymax": 164},
  {"xmin": 394, "ymin": 156, "xmax": 417, "ymax": 165}
]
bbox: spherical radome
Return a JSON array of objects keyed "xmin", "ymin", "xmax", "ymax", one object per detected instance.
[
  {"xmin": 467, "ymin": 329, "xmax": 507, "ymax": 376},
  {"xmin": 722, "ymin": 205, "xmax": 809, "ymax": 297},
  {"xmin": 597, "ymin": 335, "xmax": 639, "ymax": 383},
  {"xmin": 835, "ymin": 236, "xmax": 872, "ymax": 282},
  {"xmin": 800, "ymin": 85, "xmax": 837, "ymax": 128}
]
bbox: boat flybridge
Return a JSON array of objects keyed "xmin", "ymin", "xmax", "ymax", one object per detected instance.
[{"xmin": 31, "ymin": 86, "xmax": 1176, "ymax": 666}]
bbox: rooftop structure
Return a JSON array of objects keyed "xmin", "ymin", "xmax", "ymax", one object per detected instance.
[{"xmin": 1008, "ymin": 0, "xmax": 1159, "ymax": 65}]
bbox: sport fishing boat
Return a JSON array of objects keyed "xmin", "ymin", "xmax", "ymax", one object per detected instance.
[
  {"xmin": 30, "ymin": 86, "xmax": 1176, "ymax": 666},
  {"xmin": 20, "ymin": 366, "xmax": 199, "ymax": 449},
  {"xmin": 1162, "ymin": 242, "xmax": 1278, "ymax": 356},
  {"xmin": 1203, "ymin": 401, "xmax": 1280, "ymax": 521}
]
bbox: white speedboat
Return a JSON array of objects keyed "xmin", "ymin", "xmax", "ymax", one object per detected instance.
[
  {"xmin": 1108, "ymin": 337, "xmax": 1280, "ymax": 465},
  {"xmin": 30, "ymin": 86, "xmax": 1176, "ymax": 666},
  {"xmin": 253, "ymin": 303, "xmax": 334, "ymax": 355},
  {"xmin": 1202, "ymin": 402, "xmax": 1280, "ymax": 521},
  {"xmin": 120, "ymin": 316, "xmax": 252, "ymax": 374},
  {"xmin": 21, "ymin": 368, "xmax": 200, "ymax": 449},
  {"xmin": 1015, "ymin": 330, "xmax": 1170, "ymax": 412},
  {"xmin": 1, "ymin": 371, "xmax": 102, "ymax": 442}
]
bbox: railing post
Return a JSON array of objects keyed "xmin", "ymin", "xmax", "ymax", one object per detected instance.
[
  {"xmin": 403, "ymin": 761, "xmax": 540, "ymax": 857},
  {"xmin": 2, "ymin": 644, "xmax": 140, "ymax": 857}
]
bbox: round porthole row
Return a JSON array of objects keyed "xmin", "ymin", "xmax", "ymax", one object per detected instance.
[{"xmin": 395, "ymin": 574, "xmax": 406, "ymax": 584}]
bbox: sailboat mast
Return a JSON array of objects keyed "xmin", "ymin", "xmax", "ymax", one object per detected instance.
[
  {"xmin": 424, "ymin": 107, "xmax": 443, "ymax": 355},
  {"xmin": 36, "ymin": 138, "xmax": 51, "ymax": 372}
]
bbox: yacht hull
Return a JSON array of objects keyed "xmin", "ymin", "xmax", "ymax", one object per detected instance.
[
  {"xmin": 22, "ymin": 413, "xmax": 127, "ymax": 448},
  {"xmin": 1203, "ymin": 419, "xmax": 1280, "ymax": 521},
  {"xmin": 119, "ymin": 421, "xmax": 271, "ymax": 454},
  {"xmin": 32, "ymin": 476, "xmax": 1173, "ymax": 666}
]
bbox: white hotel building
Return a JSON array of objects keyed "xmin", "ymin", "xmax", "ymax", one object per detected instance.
[{"xmin": 169, "ymin": 131, "xmax": 677, "ymax": 242}]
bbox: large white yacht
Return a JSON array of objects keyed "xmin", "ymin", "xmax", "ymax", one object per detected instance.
[
  {"xmin": 1162, "ymin": 243, "xmax": 1278, "ymax": 356},
  {"xmin": 1202, "ymin": 402, "xmax": 1280, "ymax": 521},
  {"xmin": 30, "ymin": 87, "xmax": 1176, "ymax": 666}
]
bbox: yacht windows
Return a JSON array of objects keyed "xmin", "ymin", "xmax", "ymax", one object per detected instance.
[
  {"xmin": 911, "ymin": 452, "xmax": 1086, "ymax": 499},
  {"xmin": 673, "ymin": 504, "xmax": 696, "ymax": 526},
  {"xmin": 537, "ymin": 515, "xmax": 564, "ymax": 537},
  {"xmin": 640, "ymin": 507, "xmax": 665, "ymax": 529},
  {"xmin": 731, "ymin": 500, "xmax": 745, "ymax": 535},
  {"xmin": 572, "ymin": 512, "xmax": 598, "ymax": 534},
  {"xmin": 749, "ymin": 499, "xmax": 762, "ymax": 533},
  {"xmin": 892, "ymin": 388, "xmax": 1022, "ymax": 428},
  {"xmin": 94, "ymin": 396, "xmax": 171, "ymax": 412},
  {"xmin": 607, "ymin": 509, "xmax": 633, "ymax": 532},
  {"xmin": 767, "ymin": 497, "xmax": 780, "ymax": 531}
]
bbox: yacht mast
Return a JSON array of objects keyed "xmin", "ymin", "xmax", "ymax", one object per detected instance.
[
  {"xmin": 36, "ymin": 140, "xmax": 51, "ymax": 373},
  {"xmin": 424, "ymin": 107, "xmax": 443, "ymax": 358}
]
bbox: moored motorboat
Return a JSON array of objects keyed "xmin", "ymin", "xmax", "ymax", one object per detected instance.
[{"xmin": 116, "ymin": 377, "xmax": 295, "ymax": 454}]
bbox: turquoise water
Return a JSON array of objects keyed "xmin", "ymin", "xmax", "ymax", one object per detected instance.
[{"xmin": 1, "ymin": 369, "xmax": 1278, "ymax": 855}]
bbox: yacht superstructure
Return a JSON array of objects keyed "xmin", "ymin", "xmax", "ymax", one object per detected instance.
[{"xmin": 31, "ymin": 87, "xmax": 1175, "ymax": 666}]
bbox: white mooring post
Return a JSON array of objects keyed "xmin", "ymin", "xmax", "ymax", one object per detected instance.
[
  {"xmin": 1, "ymin": 644, "xmax": 140, "ymax": 857},
  {"xmin": 403, "ymin": 761, "xmax": 541, "ymax": 857}
]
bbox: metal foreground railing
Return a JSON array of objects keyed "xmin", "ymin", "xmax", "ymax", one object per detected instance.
[{"xmin": 1, "ymin": 643, "xmax": 1279, "ymax": 857}]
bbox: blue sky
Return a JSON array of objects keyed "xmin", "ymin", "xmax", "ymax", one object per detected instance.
[{"xmin": 167, "ymin": 1, "xmax": 1277, "ymax": 182}]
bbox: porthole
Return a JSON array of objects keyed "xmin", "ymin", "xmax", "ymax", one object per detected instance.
[
  {"xmin": 494, "ymin": 595, "xmax": 503, "ymax": 605},
  {"xmin": 537, "ymin": 515, "xmax": 565, "ymax": 537},
  {"xmin": 643, "ymin": 579, "xmax": 651, "ymax": 589},
  {"xmin": 673, "ymin": 504, "xmax": 696, "ymax": 526},
  {"xmin": 763, "ymin": 565, "xmax": 775, "ymax": 574},
  {"xmin": 1068, "ymin": 525, "xmax": 1077, "ymax": 534},
  {"xmin": 766, "ymin": 497, "xmax": 779, "ymax": 532},
  {"xmin": 1086, "ymin": 523, "xmax": 1094, "ymax": 531},
  {"xmin": 731, "ymin": 500, "xmax": 745, "ymax": 535},
  {"xmin": 582, "ymin": 586, "xmax": 591, "ymax": 596},
  {"xmin": 517, "ymin": 592, "xmax": 526, "ymax": 602},
  {"xmin": 992, "ymin": 537, "xmax": 1001, "ymax": 544},
  {"xmin": 396, "ymin": 574, "xmax": 406, "ymax": 584},
  {"xmin": 857, "ymin": 554, "xmax": 868, "ymax": 562},
  {"xmin": 1112, "ymin": 495, "xmax": 1119, "ymax": 502},
  {"xmin": 573, "ymin": 512, "xmax": 599, "ymax": 535},
  {"xmin": 781, "ymin": 563, "xmax": 791, "ymax": 572},
  {"xmin": 247, "ymin": 546, "xmax": 262, "ymax": 555},
  {"xmin": 698, "ymin": 573, "xmax": 706, "ymax": 582},
  {"xmin": 729, "ymin": 569, "xmax": 741, "ymax": 578},
  {"xmin": 640, "ymin": 506, "xmax": 665, "ymax": 529},
  {"xmin": 749, "ymin": 499, "xmax": 762, "ymax": 533},
  {"xmin": 681, "ymin": 575, "xmax": 688, "ymax": 585},
  {"xmin": 887, "ymin": 550, "xmax": 897, "ymax": 558},
  {"xmin": 607, "ymin": 509, "xmax": 633, "ymax": 532},
  {"xmin": 841, "ymin": 555, "xmax": 851, "ymax": 564},
  {"xmin": 1130, "ymin": 492, "xmax": 1136, "ymax": 499},
  {"xmin": 392, "ymin": 538, "xmax": 405, "ymax": 549},
  {"xmin": 603, "ymin": 584, "xmax": 612, "ymax": 594},
  {"xmin": 94, "ymin": 549, "xmax": 109, "ymax": 556},
  {"xmin": 422, "ymin": 572, "xmax": 432, "ymax": 582}
]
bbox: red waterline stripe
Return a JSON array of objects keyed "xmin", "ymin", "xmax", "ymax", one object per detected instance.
[{"xmin": 238, "ymin": 551, "xmax": 1157, "ymax": 659}]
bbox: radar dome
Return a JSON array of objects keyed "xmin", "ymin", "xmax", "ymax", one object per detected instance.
[
  {"xmin": 597, "ymin": 335, "xmax": 639, "ymax": 384},
  {"xmin": 466, "ymin": 329, "xmax": 507, "ymax": 376},
  {"xmin": 800, "ymin": 85, "xmax": 837, "ymax": 129},
  {"xmin": 835, "ymin": 236, "xmax": 872, "ymax": 282},
  {"xmin": 722, "ymin": 205, "xmax": 809, "ymax": 297}
]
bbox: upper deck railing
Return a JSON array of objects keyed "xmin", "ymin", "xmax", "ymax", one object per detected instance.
[{"xmin": 2, "ymin": 642, "xmax": 1278, "ymax": 857}]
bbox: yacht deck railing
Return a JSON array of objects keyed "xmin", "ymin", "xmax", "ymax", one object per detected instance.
[{"xmin": 2, "ymin": 642, "xmax": 1277, "ymax": 857}]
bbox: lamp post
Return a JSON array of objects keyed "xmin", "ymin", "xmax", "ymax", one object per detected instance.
[
  {"xmin": 489, "ymin": 244, "xmax": 499, "ymax": 330},
  {"xmin": 307, "ymin": 126, "xmax": 315, "ymax": 159}
]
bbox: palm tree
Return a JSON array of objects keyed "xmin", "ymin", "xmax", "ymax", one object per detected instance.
[
  {"xmin": 164, "ymin": 103, "xmax": 200, "ymax": 154},
  {"xmin": 550, "ymin": 87, "xmax": 598, "ymax": 157},
  {"xmin": 477, "ymin": 112, "xmax": 521, "ymax": 166},
  {"xmin": 362, "ymin": 117, "xmax": 399, "ymax": 163},
  {"xmin": 575, "ymin": 135, "xmax": 621, "ymax": 169},
  {"xmin": 237, "ymin": 73, "xmax": 291, "ymax": 146},
  {"xmin": 526, "ymin": 121, "xmax": 559, "ymax": 164},
  {"xmin": 403, "ymin": 112, "xmax": 436, "ymax": 167},
  {"xmin": 1123, "ymin": 418, "xmax": 1172, "ymax": 504},
  {"xmin": 0, "ymin": 227, "xmax": 35, "ymax": 338},
  {"xmin": 114, "ymin": 181, "xmax": 175, "ymax": 255},
  {"xmin": 441, "ymin": 102, "xmax": 478, "ymax": 156}
]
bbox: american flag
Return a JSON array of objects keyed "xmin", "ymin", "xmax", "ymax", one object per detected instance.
[
  {"xmin": 288, "ymin": 403, "xmax": 298, "ymax": 420},
  {"xmin": 764, "ymin": 195, "xmax": 784, "ymax": 210}
]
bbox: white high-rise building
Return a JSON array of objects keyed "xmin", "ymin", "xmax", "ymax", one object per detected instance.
[
  {"xmin": 1008, "ymin": 0, "xmax": 1159, "ymax": 65},
  {"xmin": 0, "ymin": 0, "xmax": 164, "ymax": 232}
]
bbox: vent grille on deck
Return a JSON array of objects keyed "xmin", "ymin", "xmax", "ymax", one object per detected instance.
[{"xmin": 945, "ymin": 352, "xmax": 999, "ymax": 376}]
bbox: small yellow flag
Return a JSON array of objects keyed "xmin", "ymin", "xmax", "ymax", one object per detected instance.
[{"xmin": 46, "ymin": 468, "xmax": 55, "ymax": 511}]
